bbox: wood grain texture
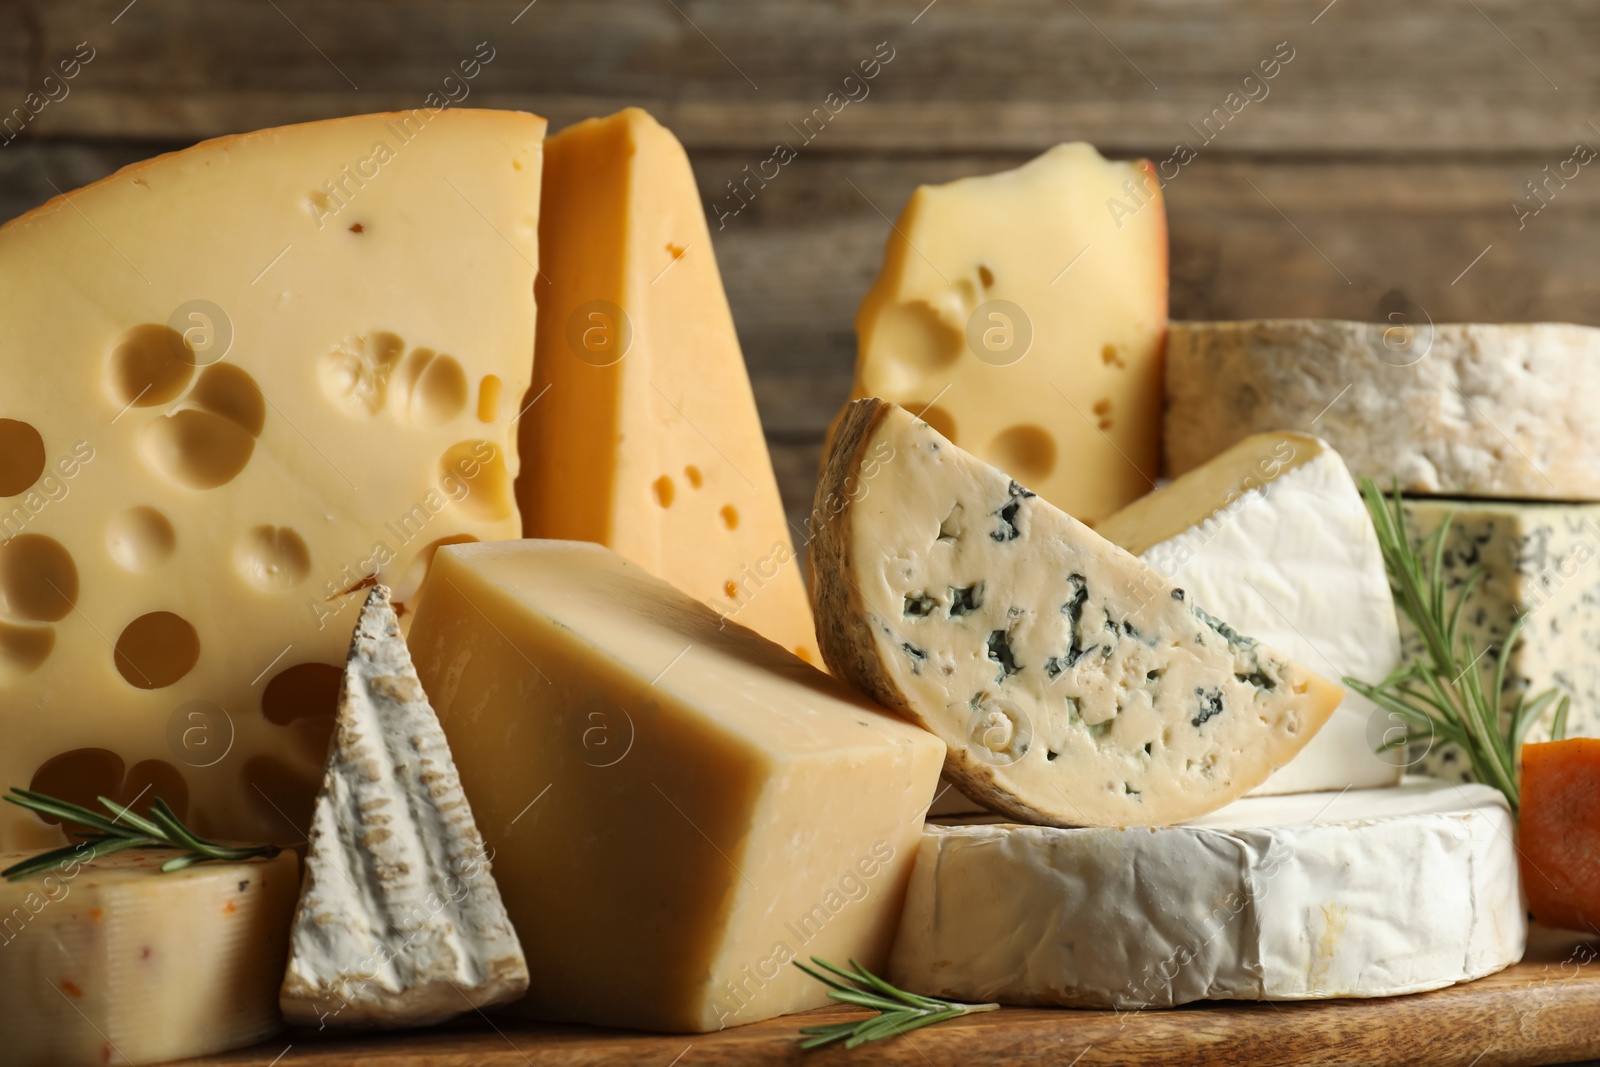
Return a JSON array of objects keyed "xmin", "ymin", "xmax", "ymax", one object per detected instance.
[
  {"xmin": 4, "ymin": 3, "xmax": 1598, "ymax": 527},
  {"xmin": 183, "ymin": 935, "xmax": 1600, "ymax": 1066},
  {"xmin": 8, "ymin": 0, "xmax": 1600, "ymax": 152}
]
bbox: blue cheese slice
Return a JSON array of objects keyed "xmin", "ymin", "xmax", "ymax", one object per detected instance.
[
  {"xmin": 1099, "ymin": 431, "xmax": 1403, "ymax": 794},
  {"xmin": 889, "ymin": 779, "xmax": 1524, "ymax": 1007},
  {"xmin": 279, "ymin": 585, "xmax": 528, "ymax": 1028},
  {"xmin": 1398, "ymin": 498, "xmax": 1600, "ymax": 782},
  {"xmin": 811, "ymin": 399, "xmax": 1343, "ymax": 827}
]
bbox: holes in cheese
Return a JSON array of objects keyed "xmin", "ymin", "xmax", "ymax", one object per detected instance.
[
  {"xmin": 0, "ymin": 533, "xmax": 78, "ymax": 621},
  {"xmin": 106, "ymin": 506, "xmax": 176, "ymax": 572},
  {"xmin": 440, "ymin": 440, "xmax": 513, "ymax": 522},
  {"xmin": 392, "ymin": 347, "xmax": 469, "ymax": 426},
  {"xmin": 26, "ymin": 747, "xmax": 190, "ymax": 837},
  {"xmin": 719, "ymin": 504, "xmax": 739, "ymax": 530},
  {"xmin": 477, "ymin": 373, "xmax": 503, "ymax": 423},
  {"xmin": 107, "ymin": 324, "xmax": 193, "ymax": 407},
  {"xmin": 0, "ymin": 620, "xmax": 52, "ymax": 682},
  {"xmin": 320, "ymin": 331, "xmax": 406, "ymax": 415},
  {"xmin": 984, "ymin": 423, "xmax": 1056, "ymax": 481},
  {"xmin": 0, "ymin": 418, "xmax": 45, "ymax": 496},
  {"xmin": 910, "ymin": 402, "xmax": 957, "ymax": 444},
  {"xmin": 810, "ymin": 399, "xmax": 1343, "ymax": 827},
  {"xmin": 114, "ymin": 610, "xmax": 200, "ymax": 689},
  {"xmin": 260, "ymin": 661, "xmax": 342, "ymax": 726},
  {"xmin": 137, "ymin": 363, "xmax": 266, "ymax": 491},
  {"xmin": 233, "ymin": 525, "xmax": 312, "ymax": 592}
]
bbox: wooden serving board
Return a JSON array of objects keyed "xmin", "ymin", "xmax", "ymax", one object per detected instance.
[{"xmin": 186, "ymin": 930, "xmax": 1600, "ymax": 1067}]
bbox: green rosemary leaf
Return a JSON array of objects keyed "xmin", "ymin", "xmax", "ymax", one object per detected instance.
[
  {"xmin": 793, "ymin": 957, "xmax": 999, "ymax": 1049},
  {"xmin": 1553, "ymin": 695, "xmax": 1571, "ymax": 742},
  {"xmin": 3, "ymin": 787, "xmax": 280, "ymax": 881},
  {"xmin": 1354, "ymin": 478, "xmax": 1572, "ymax": 813}
]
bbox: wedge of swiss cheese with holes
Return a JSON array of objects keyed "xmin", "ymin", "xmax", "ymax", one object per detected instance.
[
  {"xmin": 517, "ymin": 108, "xmax": 820, "ymax": 665},
  {"xmin": 0, "ymin": 110, "xmax": 543, "ymax": 853},
  {"xmin": 811, "ymin": 399, "xmax": 1344, "ymax": 827},
  {"xmin": 846, "ymin": 142, "xmax": 1167, "ymax": 527}
]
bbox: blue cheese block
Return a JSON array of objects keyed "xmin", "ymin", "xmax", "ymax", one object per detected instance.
[{"xmin": 1398, "ymin": 497, "xmax": 1600, "ymax": 782}]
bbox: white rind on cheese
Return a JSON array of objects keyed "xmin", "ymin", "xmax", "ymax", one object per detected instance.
[
  {"xmin": 1397, "ymin": 498, "xmax": 1600, "ymax": 781},
  {"xmin": 1165, "ymin": 319, "xmax": 1600, "ymax": 499},
  {"xmin": 889, "ymin": 778, "xmax": 1526, "ymax": 1008},
  {"xmin": 1100, "ymin": 431, "xmax": 1404, "ymax": 794},
  {"xmin": 0, "ymin": 848, "xmax": 299, "ymax": 1066},
  {"xmin": 280, "ymin": 585, "xmax": 528, "ymax": 1028},
  {"xmin": 810, "ymin": 399, "xmax": 1343, "ymax": 827}
]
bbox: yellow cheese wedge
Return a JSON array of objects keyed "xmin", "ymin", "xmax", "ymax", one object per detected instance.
[
  {"xmin": 517, "ymin": 108, "xmax": 820, "ymax": 665},
  {"xmin": 0, "ymin": 110, "xmax": 543, "ymax": 851},
  {"xmin": 848, "ymin": 142, "xmax": 1167, "ymax": 526},
  {"xmin": 0, "ymin": 848, "xmax": 299, "ymax": 1066},
  {"xmin": 407, "ymin": 540, "xmax": 944, "ymax": 1032}
]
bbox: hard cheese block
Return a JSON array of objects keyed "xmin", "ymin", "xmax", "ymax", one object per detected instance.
[
  {"xmin": 849, "ymin": 142, "xmax": 1167, "ymax": 526},
  {"xmin": 890, "ymin": 779, "xmax": 1525, "ymax": 1008},
  {"xmin": 0, "ymin": 847, "xmax": 299, "ymax": 1066},
  {"xmin": 518, "ymin": 108, "xmax": 819, "ymax": 665},
  {"xmin": 811, "ymin": 399, "xmax": 1342, "ymax": 827},
  {"xmin": 1397, "ymin": 498, "xmax": 1600, "ymax": 782},
  {"xmin": 406, "ymin": 540, "xmax": 944, "ymax": 1033},
  {"xmin": 1166, "ymin": 319, "xmax": 1600, "ymax": 499},
  {"xmin": 280, "ymin": 585, "xmax": 527, "ymax": 1028},
  {"xmin": 1098, "ymin": 432, "xmax": 1403, "ymax": 794},
  {"xmin": 0, "ymin": 110, "xmax": 543, "ymax": 852}
]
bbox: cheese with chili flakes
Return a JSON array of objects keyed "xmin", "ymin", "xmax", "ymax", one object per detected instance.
[{"xmin": 0, "ymin": 846, "xmax": 297, "ymax": 1065}]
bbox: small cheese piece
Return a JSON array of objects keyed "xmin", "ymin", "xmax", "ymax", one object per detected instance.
[
  {"xmin": 811, "ymin": 399, "xmax": 1342, "ymax": 827},
  {"xmin": 1165, "ymin": 319, "xmax": 1600, "ymax": 499},
  {"xmin": 848, "ymin": 142, "xmax": 1167, "ymax": 525},
  {"xmin": 518, "ymin": 108, "xmax": 819, "ymax": 665},
  {"xmin": 0, "ymin": 110, "xmax": 544, "ymax": 851},
  {"xmin": 1395, "ymin": 498, "xmax": 1600, "ymax": 782},
  {"xmin": 1099, "ymin": 432, "xmax": 1403, "ymax": 794},
  {"xmin": 280, "ymin": 585, "xmax": 528, "ymax": 1028},
  {"xmin": 406, "ymin": 540, "xmax": 944, "ymax": 1033},
  {"xmin": 0, "ymin": 848, "xmax": 298, "ymax": 1066},
  {"xmin": 889, "ymin": 779, "xmax": 1525, "ymax": 1008}
]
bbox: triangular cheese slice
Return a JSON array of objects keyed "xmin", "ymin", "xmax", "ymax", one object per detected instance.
[
  {"xmin": 516, "ymin": 108, "xmax": 820, "ymax": 665},
  {"xmin": 0, "ymin": 110, "xmax": 543, "ymax": 852},
  {"xmin": 280, "ymin": 585, "xmax": 528, "ymax": 1027},
  {"xmin": 811, "ymin": 399, "xmax": 1343, "ymax": 827}
]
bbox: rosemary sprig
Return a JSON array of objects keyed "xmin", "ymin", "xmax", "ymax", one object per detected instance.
[
  {"xmin": 1343, "ymin": 479, "xmax": 1570, "ymax": 814},
  {"xmin": 1, "ymin": 789, "xmax": 280, "ymax": 881},
  {"xmin": 793, "ymin": 957, "xmax": 999, "ymax": 1049}
]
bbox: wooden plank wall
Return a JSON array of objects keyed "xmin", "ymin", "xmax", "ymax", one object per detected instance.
[{"xmin": 4, "ymin": 0, "xmax": 1599, "ymax": 526}]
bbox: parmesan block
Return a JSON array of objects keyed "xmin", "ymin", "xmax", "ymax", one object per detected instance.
[
  {"xmin": 1099, "ymin": 432, "xmax": 1403, "ymax": 794},
  {"xmin": 0, "ymin": 848, "xmax": 299, "ymax": 1066},
  {"xmin": 0, "ymin": 110, "xmax": 544, "ymax": 852},
  {"xmin": 518, "ymin": 108, "xmax": 820, "ymax": 665},
  {"xmin": 890, "ymin": 779, "xmax": 1525, "ymax": 1008},
  {"xmin": 1397, "ymin": 498, "xmax": 1600, "ymax": 781},
  {"xmin": 280, "ymin": 585, "xmax": 527, "ymax": 1028},
  {"xmin": 406, "ymin": 540, "xmax": 944, "ymax": 1033},
  {"xmin": 1165, "ymin": 319, "xmax": 1600, "ymax": 499},
  {"xmin": 811, "ymin": 399, "xmax": 1342, "ymax": 827},
  {"xmin": 848, "ymin": 142, "xmax": 1167, "ymax": 526}
]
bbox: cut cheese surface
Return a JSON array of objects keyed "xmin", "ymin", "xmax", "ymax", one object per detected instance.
[
  {"xmin": 0, "ymin": 847, "xmax": 299, "ymax": 1066},
  {"xmin": 281, "ymin": 585, "xmax": 528, "ymax": 1028},
  {"xmin": 810, "ymin": 399, "xmax": 1342, "ymax": 827},
  {"xmin": 1397, "ymin": 498, "xmax": 1600, "ymax": 782},
  {"xmin": 1165, "ymin": 319, "xmax": 1600, "ymax": 499},
  {"xmin": 0, "ymin": 110, "xmax": 543, "ymax": 852},
  {"xmin": 1099, "ymin": 432, "xmax": 1403, "ymax": 794},
  {"xmin": 407, "ymin": 540, "xmax": 944, "ymax": 1033},
  {"xmin": 849, "ymin": 142, "xmax": 1167, "ymax": 526},
  {"xmin": 518, "ymin": 108, "xmax": 819, "ymax": 665},
  {"xmin": 890, "ymin": 779, "xmax": 1525, "ymax": 1008}
]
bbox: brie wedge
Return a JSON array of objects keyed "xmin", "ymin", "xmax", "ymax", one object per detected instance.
[{"xmin": 279, "ymin": 585, "xmax": 528, "ymax": 1028}]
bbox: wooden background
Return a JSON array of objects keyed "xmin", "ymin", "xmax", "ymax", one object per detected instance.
[{"xmin": 4, "ymin": 0, "xmax": 1600, "ymax": 528}]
